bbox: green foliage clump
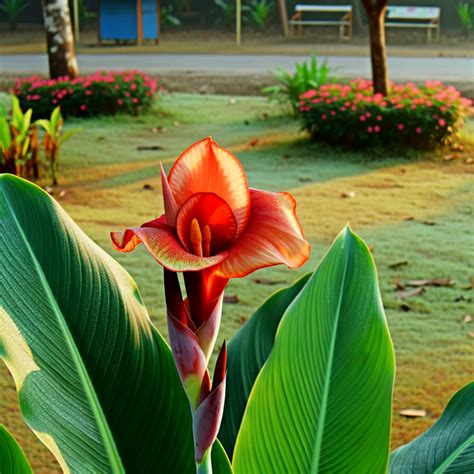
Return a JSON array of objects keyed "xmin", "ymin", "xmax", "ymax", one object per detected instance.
[
  {"xmin": 263, "ymin": 55, "xmax": 334, "ymax": 115},
  {"xmin": 248, "ymin": 0, "xmax": 273, "ymax": 30},
  {"xmin": 161, "ymin": 5, "xmax": 182, "ymax": 30},
  {"xmin": 0, "ymin": 96, "xmax": 77, "ymax": 184},
  {"xmin": 456, "ymin": 2, "xmax": 474, "ymax": 35},
  {"xmin": 0, "ymin": 0, "xmax": 28, "ymax": 30}
]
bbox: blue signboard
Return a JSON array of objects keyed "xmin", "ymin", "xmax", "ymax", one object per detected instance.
[{"xmin": 99, "ymin": 0, "xmax": 159, "ymax": 42}]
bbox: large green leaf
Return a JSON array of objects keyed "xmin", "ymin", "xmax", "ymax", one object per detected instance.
[
  {"xmin": 0, "ymin": 174, "xmax": 231, "ymax": 473},
  {"xmin": 232, "ymin": 227, "xmax": 395, "ymax": 473},
  {"xmin": 0, "ymin": 425, "xmax": 32, "ymax": 474},
  {"xmin": 390, "ymin": 382, "xmax": 474, "ymax": 474},
  {"xmin": 219, "ymin": 273, "xmax": 311, "ymax": 458}
]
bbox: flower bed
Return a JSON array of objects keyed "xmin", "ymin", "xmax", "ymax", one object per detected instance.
[
  {"xmin": 299, "ymin": 80, "xmax": 472, "ymax": 149},
  {"xmin": 13, "ymin": 71, "xmax": 158, "ymax": 119}
]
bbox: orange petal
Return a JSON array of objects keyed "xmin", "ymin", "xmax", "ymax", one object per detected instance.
[
  {"xmin": 111, "ymin": 215, "xmax": 227, "ymax": 272},
  {"xmin": 160, "ymin": 163, "xmax": 178, "ymax": 227},
  {"xmin": 213, "ymin": 189, "xmax": 310, "ymax": 278},
  {"xmin": 176, "ymin": 193, "xmax": 237, "ymax": 255},
  {"xmin": 168, "ymin": 137, "xmax": 250, "ymax": 239}
]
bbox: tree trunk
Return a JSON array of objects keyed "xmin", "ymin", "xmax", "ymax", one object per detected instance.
[
  {"xmin": 367, "ymin": 6, "xmax": 388, "ymax": 96},
  {"xmin": 42, "ymin": 0, "xmax": 79, "ymax": 79},
  {"xmin": 352, "ymin": 0, "xmax": 366, "ymax": 36},
  {"xmin": 277, "ymin": 0, "xmax": 289, "ymax": 37}
]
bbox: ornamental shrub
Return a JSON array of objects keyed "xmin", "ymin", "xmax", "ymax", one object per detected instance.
[
  {"xmin": 263, "ymin": 54, "xmax": 334, "ymax": 115},
  {"xmin": 13, "ymin": 71, "xmax": 158, "ymax": 119},
  {"xmin": 299, "ymin": 80, "xmax": 473, "ymax": 149}
]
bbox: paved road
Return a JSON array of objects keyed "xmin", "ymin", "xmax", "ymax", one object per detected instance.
[{"xmin": 1, "ymin": 54, "xmax": 473, "ymax": 82}]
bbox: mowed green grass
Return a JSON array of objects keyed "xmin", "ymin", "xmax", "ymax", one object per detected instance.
[{"xmin": 1, "ymin": 94, "xmax": 473, "ymax": 472}]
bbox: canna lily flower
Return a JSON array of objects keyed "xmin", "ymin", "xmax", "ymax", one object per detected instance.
[
  {"xmin": 111, "ymin": 137, "xmax": 310, "ymax": 471},
  {"xmin": 111, "ymin": 137, "xmax": 309, "ymax": 280}
]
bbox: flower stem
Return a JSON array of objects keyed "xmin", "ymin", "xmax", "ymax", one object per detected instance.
[{"xmin": 196, "ymin": 448, "xmax": 212, "ymax": 474}]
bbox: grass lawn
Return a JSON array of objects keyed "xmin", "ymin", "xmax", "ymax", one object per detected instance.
[{"xmin": 1, "ymin": 93, "xmax": 473, "ymax": 472}]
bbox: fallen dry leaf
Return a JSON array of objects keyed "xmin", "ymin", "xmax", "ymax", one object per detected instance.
[
  {"xmin": 399, "ymin": 409, "xmax": 426, "ymax": 418},
  {"xmin": 248, "ymin": 138, "xmax": 260, "ymax": 148},
  {"xmin": 389, "ymin": 261, "xmax": 409, "ymax": 270},
  {"xmin": 368, "ymin": 244, "xmax": 375, "ymax": 254},
  {"xmin": 450, "ymin": 143, "xmax": 464, "ymax": 152},
  {"xmin": 462, "ymin": 276, "xmax": 474, "ymax": 290},
  {"xmin": 137, "ymin": 145, "xmax": 164, "ymax": 151},
  {"xmin": 405, "ymin": 279, "xmax": 454, "ymax": 288},
  {"xmin": 462, "ymin": 314, "xmax": 472, "ymax": 324},
  {"xmin": 465, "ymin": 157, "xmax": 473, "ymax": 165},
  {"xmin": 253, "ymin": 278, "xmax": 281, "ymax": 286},
  {"xmin": 44, "ymin": 186, "xmax": 54, "ymax": 194},
  {"xmin": 224, "ymin": 294, "xmax": 239, "ymax": 304},
  {"xmin": 238, "ymin": 315, "xmax": 248, "ymax": 325},
  {"xmin": 396, "ymin": 287, "xmax": 426, "ymax": 300},
  {"xmin": 394, "ymin": 280, "xmax": 406, "ymax": 290},
  {"xmin": 58, "ymin": 190, "xmax": 67, "ymax": 198},
  {"xmin": 341, "ymin": 191, "xmax": 356, "ymax": 199},
  {"xmin": 454, "ymin": 295, "xmax": 472, "ymax": 303}
]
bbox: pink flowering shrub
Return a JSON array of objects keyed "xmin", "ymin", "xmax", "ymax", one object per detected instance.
[
  {"xmin": 13, "ymin": 71, "xmax": 158, "ymax": 119},
  {"xmin": 299, "ymin": 80, "xmax": 473, "ymax": 149}
]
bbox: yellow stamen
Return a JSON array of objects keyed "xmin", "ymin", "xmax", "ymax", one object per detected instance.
[
  {"xmin": 202, "ymin": 225, "xmax": 212, "ymax": 258},
  {"xmin": 190, "ymin": 218, "xmax": 203, "ymax": 257}
]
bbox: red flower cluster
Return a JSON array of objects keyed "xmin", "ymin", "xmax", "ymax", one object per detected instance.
[
  {"xmin": 13, "ymin": 71, "xmax": 158, "ymax": 119},
  {"xmin": 299, "ymin": 79, "xmax": 472, "ymax": 148}
]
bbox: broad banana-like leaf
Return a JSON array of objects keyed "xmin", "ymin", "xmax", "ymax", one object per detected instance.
[
  {"xmin": 0, "ymin": 174, "xmax": 231, "ymax": 473},
  {"xmin": 232, "ymin": 227, "xmax": 395, "ymax": 473},
  {"xmin": 389, "ymin": 382, "xmax": 474, "ymax": 474},
  {"xmin": 11, "ymin": 96, "xmax": 23, "ymax": 129},
  {"xmin": 20, "ymin": 109, "xmax": 32, "ymax": 138},
  {"xmin": 0, "ymin": 425, "xmax": 32, "ymax": 474},
  {"xmin": 219, "ymin": 273, "xmax": 311, "ymax": 458},
  {"xmin": 0, "ymin": 117, "xmax": 11, "ymax": 149},
  {"xmin": 34, "ymin": 119, "xmax": 51, "ymax": 136},
  {"xmin": 50, "ymin": 106, "xmax": 61, "ymax": 135}
]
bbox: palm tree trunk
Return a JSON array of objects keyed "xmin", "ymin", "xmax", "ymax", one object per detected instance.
[{"xmin": 41, "ymin": 0, "xmax": 79, "ymax": 79}]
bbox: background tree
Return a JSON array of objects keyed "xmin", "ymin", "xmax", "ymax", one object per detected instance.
[
  {"xmin": 41, "ymin": 0, "xmax": 79, "ymax": 79},
  {"xmin": 361, "ymin": 0, "xmax": 389, "ymax": 95}
]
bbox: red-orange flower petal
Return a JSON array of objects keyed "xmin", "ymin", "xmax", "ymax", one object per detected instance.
[
  {"xmin": 168, "ymin": 137, "xmax": 250, "ymax": 239},
  {"xmin": 176, "ymin": 193, "xmax": 237, "ymax": 255},
  {"xmin": 160, "ymin": 163, "xmax": 178, "ymax": 227},
  {"xmin": 111, "ymin": 216, "xmax": 227, "ymax": 272},
  {"xmin": 213, "ymin": 189, "xmax": 310, "ymax": 278}
]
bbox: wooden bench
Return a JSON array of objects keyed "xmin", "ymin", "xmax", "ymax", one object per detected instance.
[
  {"xmin": 289, "ymin": 4, "xmax": 353, "ymax": 41},
  {"xmin": 385, "ymin": 6, "xmax": 441, "ymax": 42}
]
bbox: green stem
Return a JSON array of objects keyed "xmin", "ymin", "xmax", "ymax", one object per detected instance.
[{"xmin": 196, "ymin": 448, "xmax": 212, "ymax": 474}]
